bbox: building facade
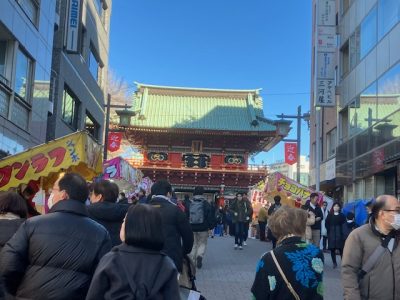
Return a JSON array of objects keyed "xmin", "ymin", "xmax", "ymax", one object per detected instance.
[
  {"xmin": 47, "ymin": 0, "xmax": 111, "ymax": 143},
  {"xmin": 0, "ymin": 0, "xmax": 56, "ymax": 157},
  {"xmin": 310, "ymin": 0, "xmax": 400, "ymax": 201},
  {"xmin": 118, "ymin": 83, "xmax": 291, "ymax": 192},
  {"xmin": 268, "ymin": 155, "xmax": 310, "ymax": 187}
]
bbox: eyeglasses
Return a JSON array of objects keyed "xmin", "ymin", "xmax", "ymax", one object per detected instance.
[{"xmin": 383, "ymin": 209, "xmax": 400, "ymax": 213}]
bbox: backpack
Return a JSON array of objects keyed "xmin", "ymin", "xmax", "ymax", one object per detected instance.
[{"xmin": 189, "ymin": 200, "xmax": 205, "ymax": 225}]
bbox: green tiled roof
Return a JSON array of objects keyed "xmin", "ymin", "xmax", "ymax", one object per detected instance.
[{"xmin": 130, "ymin": 83, "xmax": 276, "ymax": 132}]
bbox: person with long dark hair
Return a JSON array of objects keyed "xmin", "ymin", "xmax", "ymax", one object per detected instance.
[
  {"xmin": 325, "ymin": 202, "xmax": 346, "ymax": 268},
  {"xmin": 86, "ymin": 204, "xmax": 180, "ymax": 299}
]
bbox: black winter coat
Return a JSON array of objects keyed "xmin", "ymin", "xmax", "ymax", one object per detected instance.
[
  {"xmin": 326, "ymin": 213, "xmax": 346, "ymax": 249},
  {"xmin": 0, "ymin": 199, "xmax": 112, "ymax": 300},
  {"xmin": 150, "ymin": 196, "xmax": 193, "ymax": 272},
  {"xmin": 88, "ymin": 202, "xmax": 129, "ymax": 246},
  {"xmin": 86, "ymin": 244, "xmax": 179, "ymax": 300},
  {"xmin": 342, "ymin": 220, "xmax": 357, "ymax": 241},
  {"xmin": 0, "ymin": 218, "xmax": 25, "ymax": 252},
  {"xmin": 190, "ymin": 195, "xmax": 216, "ymax": 232}
]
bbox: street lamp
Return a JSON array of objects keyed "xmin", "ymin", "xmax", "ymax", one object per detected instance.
[
  {"xmin": 276, "ymin": 105, "xmax": 310, "ymax": 183},
  {"xmin": 103, "ymin": 94, "xmax": 136, "ymax": 161}
]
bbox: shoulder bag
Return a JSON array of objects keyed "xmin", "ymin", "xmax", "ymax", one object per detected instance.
[{"xmin": 271, "ymin": 250, "xmax": 300, "ymax": 300}]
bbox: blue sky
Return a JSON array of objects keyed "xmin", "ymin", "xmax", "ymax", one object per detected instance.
[{"xmin": 109, "ymin": 0, "xmax": 312, "ymax": 165}]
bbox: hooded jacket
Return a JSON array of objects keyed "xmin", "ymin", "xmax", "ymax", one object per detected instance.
[
  {"xmin": 230, "ymin": 198, "xmax": 253, "ymax": 223},
  {"xmin": 85, "ymin": 244, "xmax": 179, "ymax": 300},
  {"xmin": 342, "ymin": 221, "xmax": 400, "ymax": 300},
  {"xmin": 0, "ymin": 199, "xmax": 112, "ymax": 300},
  {"xmin": 88, "ymin": 202, "xmax": 129, "ymax": 246}
]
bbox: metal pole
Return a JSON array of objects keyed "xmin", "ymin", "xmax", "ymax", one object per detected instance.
[
  {"xmin": 103, "ymin": 94, "xmax": 111, "ymax": 161},
  {"xmin": 297, "ymin": 106, "xmax": 301, "ymax": 183},
  {"xmin": 315, "ymin": 107, "xmax": 321, "ymax": 191}
]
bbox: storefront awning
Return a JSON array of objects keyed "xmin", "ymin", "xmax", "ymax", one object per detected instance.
[{"xmin": 0, "ymin": 131, "xmax": 103, "ymax": 191}]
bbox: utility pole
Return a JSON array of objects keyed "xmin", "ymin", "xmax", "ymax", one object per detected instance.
[{"xmin": 277, "ymin": 105, "xmax": 310, "ymax": 183}]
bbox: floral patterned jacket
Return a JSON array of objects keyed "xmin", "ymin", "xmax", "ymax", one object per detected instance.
[{"xmin": 251, "ymin": 236, "xmax": 324, "ymax": 300}]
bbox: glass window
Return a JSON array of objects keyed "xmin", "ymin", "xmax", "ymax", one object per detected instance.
[
  {"xmin": 378, "ymin": 0, "xmax": 400, "ymax": 39},
  {"xmin": 0, "ymin": 41, "xmax": 6, "ymax": 77},
  {"xmin": 85, "ymin": 112, "xmax": 99, "ymax": 140},
  {"xmin": 93, "ymin": 0, "xmax": 103, "ymax": 17},
  {"xmin": 350, "ymin": 28, "xmax": 360, "ymax": 69},
  {"xmin": 358, "ymin": 82, "xmax": 378, "ymax": 130},
  {"xmin": 62, "ymin": 87, "xmax": 79, "ymax": 129},
  {"xmin": 15, "ymin": 49, "xmax": 32, "ymax": 101},
  {"xmin": 18, "ymin": 0, "xmax": 39, "ymax": 25},
  {"xmin": 377, "ymin": 62, "xmax": 400, "ymax": 121},
  {"xmin": 0, "ymin": 89, "xmax": 10, "ymax": 118},
  {"xmin": 341, "ymin": 41, "xmax": 350, "ymax": 77},
  {"xmin": 361, "ymin": 6, "xmax": 377, "ymax": 59},
  {"xmin": 339, "ymin": 108, "xmax": 349, "ymax": 143},
  {"xmin": 11, "ymin": 100, "xmax": 29, "ymax": 130},
  {"xmin": 349, "ymin": 98, "xmax": 360, "ymax": 137},
  {"xmin": 89, "ymin": 48, "xmax": 99, "ymax": 81},
  {"xmin": 327, "ymin": 128, "xmax": 337, "ymax": 158}
]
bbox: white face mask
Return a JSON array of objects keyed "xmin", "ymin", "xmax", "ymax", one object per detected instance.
[
  {"xmin": 48, "ymin": 193, "xmax": 55, "ymax": 209},
  {"xmin": 390, "ymin": 214, "xmax": 400, "ymax": 230}
]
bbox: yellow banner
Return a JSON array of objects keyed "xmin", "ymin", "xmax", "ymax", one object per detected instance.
[{"xmin": 0, "ymin": 131, "xmax": 102, "ymax": 191}]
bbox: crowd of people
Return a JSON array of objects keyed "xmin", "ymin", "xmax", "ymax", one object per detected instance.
[{"xmin": 0, "ymin": 173, "xmax": 399, "ymax": 299}]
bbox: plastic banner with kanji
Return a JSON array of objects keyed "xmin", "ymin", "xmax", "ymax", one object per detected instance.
[{"xmin": 0, "ymin": 131, "xmax": 102, "ymax": 191}]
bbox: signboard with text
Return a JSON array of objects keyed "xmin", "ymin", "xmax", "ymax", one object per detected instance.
[
  {"xmin": 65, "ymin": 0, "xmax": 82, "ymax": 53},
  {"xmin": 314, "ymin": 0, "xmax": 337, "ymax": 107}
]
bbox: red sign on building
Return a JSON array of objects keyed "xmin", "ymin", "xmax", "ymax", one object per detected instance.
[
  {"xmin": 284, "ymin": 142, "xmax": 298, "ymax": 165},
  {"xmin": 108, "ymin": 132, "xmax": 123, "ymax": 152}
]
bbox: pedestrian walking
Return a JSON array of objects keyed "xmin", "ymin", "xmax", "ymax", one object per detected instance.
[
  {"xmin": 88, "ymin": 180, "xmax": 129, "ymax": 246},
  {"xmin": 325, "ymin": 202, "xmax": 346, "ymax": 268},
  {"xmin": 137, "ymin": 188, "xmax": 147, "ymax": 204},
  {"xmin": 230, "ymin": 192, "xmax": 252, "ymax": 249},
  {"xmin": 305, "ymin": 209, "xmax": 316, "ymax": 244},
  {"xmin": 304, "ymin": 193, "xmax": 324, "ymax": 247},
  {"xmin": 342, "ymin": 212, "xmax": 357, "ymax": 242},
  {"xmin": 321, "ymin": 201, "xmax": 329, "ymax": 251},
  {"xmin": 267, "ymin": 195, "xmax": 282, "ymax": 248},
  {"xmin": 0, "ymin": 192, "xmax": 27, "ymax": 252},
  {"xmin": 0, "ymin": 173, "xmax": 112, "ymax": 300},
  {"xmin": 342, "ymin": 195, "xmax": 400, "ymax": 300},
  {"xmin": 213, "ymin": 206, "xmax": 224, "ymax": 237},
  {"xmin": 149, "ymin": 180, "xmax": 193, "ymax": 273},
  {"xmin": 189, "ymin": 186, "xmax": 215, "ymax": 269},
  {"xmin": 86, "ymin": 204, "xmax": 180, "ymax": 300},
  {"xmin": 258, "ymin": 204, "xmax": 268, "ymax": 242},
  {"xmin": 118, "ymin": 192, "xmax": 129, "ymax": 204},
  {"xmin": 251, "ymin": 206, "xmax": 324, "ymax": 300},
  {"xmin": 242, "ymin": 194, "xmax": 253, "ymax": 246}
]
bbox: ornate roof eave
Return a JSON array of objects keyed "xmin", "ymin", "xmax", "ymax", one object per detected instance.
[{"xmin": 121, "ymin": 126, "xmax": 279, "ymax": 137}]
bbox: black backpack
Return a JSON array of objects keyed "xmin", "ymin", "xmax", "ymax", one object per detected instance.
[{"xmin": 189, "ymin": 200, "xmax": 205, "ymax": 225}]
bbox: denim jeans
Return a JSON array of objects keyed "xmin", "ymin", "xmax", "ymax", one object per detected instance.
[{"xmin": 235, "ymin": 222, "xmax": 245, "ymax": 246}]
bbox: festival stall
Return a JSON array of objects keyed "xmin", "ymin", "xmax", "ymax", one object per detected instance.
[
  {"xmin": 250, "ymin": 172, "xmax": 334, "ymax": 209},
  {"xmin": 102, "ymin": 156, "xmax": 143, "ymax": 194},
  {"xmin": 0, "ymin": 131, "xmax": 103, "ymax": 212}
]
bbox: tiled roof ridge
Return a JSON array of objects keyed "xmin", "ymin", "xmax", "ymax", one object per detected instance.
[{"xmin": 135, "ymin": 82, "xmax": 262, "ymax": 94}]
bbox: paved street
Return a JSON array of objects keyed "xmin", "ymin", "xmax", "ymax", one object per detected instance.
[{"xmin": 196, "ymin": 235, "xmax": 343, "ymax": 300}]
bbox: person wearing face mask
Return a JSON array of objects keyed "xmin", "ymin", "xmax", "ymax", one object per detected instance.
[
  {"xmin": 325, "ymin": 202, "xmax": 346, "ymax": 268},
  {"xmin": 342, "ymin": 195, "xmax": 400, "ymax": 300},
  {"xmin": 0, "ymin": 173, "xmax": 112, "ymax": 300}
]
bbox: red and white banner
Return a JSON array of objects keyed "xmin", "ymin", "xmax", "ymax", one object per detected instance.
[
  {"xmin": 284, "ymin": 142, "xmax": 297, "ymax": 165},
  {"xmin": 107, "ymin": 132, "xmax": 123, "ymax": 152}
]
